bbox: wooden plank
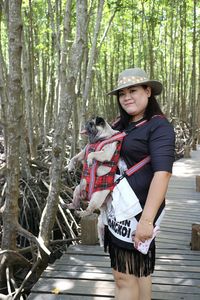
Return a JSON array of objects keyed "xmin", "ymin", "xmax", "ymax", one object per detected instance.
[
  {"xmin": 152, "ymin": 291, "xmax": 200, "ymax": 300},
  {"xmin": 157, "ymin": 233, "xmax": 191, "ymax": 242},
  {"xmin": 152, "ymin": 283, "xmax": 200, "ymax": 294},
  {"xmin": 28, "ymin": 295, "xmax": 114, "ymax": 300},
  {"xmin": 65, "ymin": 245, "xmax": 106, "ymax": 256},
  {"xmin": 160, "ymin": 223, "xmax": 193, "ymax": 230},
  {"xmin": 51, "ymin": 260, "xmax": 110, "ymax": 268},
  {"xmin": 45, "ymin": 265, "xmax": 112, "ymax": 280},
  {"xmin": 30, "ymin": 278, "xmax": 115, "ymax": 296},
  {"xmin": 57, "ymin": 253, "xmax": 111, "ymax": 263},
  {"xmin": 164, "ymin": 210, "xmax": 199, "ymax": 215},
  {"xmin": 155, "ymin": 264, "xmax": 200, "ymax": 272},
  {"xmin": 155, "ymin": 259, "xmax": 200, "ymax": 266},
  {"xmin": 152, "ymin": 276, "xmax": 200, "ymax": 286},
  {"xmin": 164, "ymin": 206, "xmax": 200, "ymax": 213},
  {"xmin": 167, "ymin": 191, "xmax": 199, "ymax": 197},
  {"xmin": 159, "ymin": 229, "xmax": 190, "ymax": 235},
  {"xmin": 157, "ymin": 239, "xmax": 190, "ymax": 246},
  {"xmin": 156, "ymin": 253, "xmax": 200, "ymax": 260},
  {"xmin": 153, "ymin": 270, "xmax": 200, "ymax": 279},
  {"xmin": 156, "ymin": 248, "xmax": 200, "ymax": 256},
  {"xmin": 42, "ymin": 270, "xmax": 114, "ymax": 281},
  {"xmin": 162, "ymin": 217, "xmax": 199, "ymax": 223}
]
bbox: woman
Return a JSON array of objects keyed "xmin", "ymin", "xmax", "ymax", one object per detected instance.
[{"xmin": 105, "ymin": 68, "xmax": 175, "ymax": 300}]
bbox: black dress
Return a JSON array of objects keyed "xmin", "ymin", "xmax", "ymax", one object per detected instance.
[{"xmin": 104, "ymin": 115, "xmax": 175, "ymax": 277}]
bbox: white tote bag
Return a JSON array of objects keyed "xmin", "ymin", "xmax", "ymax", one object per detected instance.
[{"xmin": 112, "ymin": 175, "xmax": 142, "ymax": 222}]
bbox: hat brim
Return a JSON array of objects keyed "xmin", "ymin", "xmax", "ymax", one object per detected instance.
[{"xmin": 107, "ymin": 80, "xmax": 163, "ymax": 96}]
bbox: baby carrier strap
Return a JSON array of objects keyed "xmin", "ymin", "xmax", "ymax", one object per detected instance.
[{"xmin": 115, "ymin": 156, "xmax": 150, "ymax": 185}]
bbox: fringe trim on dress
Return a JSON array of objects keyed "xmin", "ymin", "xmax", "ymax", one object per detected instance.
[{"xmin": 104, "ymin": 226, "xmax": 155, "ymax": 277}]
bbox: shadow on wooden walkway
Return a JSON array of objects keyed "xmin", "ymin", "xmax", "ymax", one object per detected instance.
[{"xmin": 28, "ymin": 147, "xmax": 200, "ymax": 300}]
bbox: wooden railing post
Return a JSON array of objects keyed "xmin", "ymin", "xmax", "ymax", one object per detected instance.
[
  {"xmin": 192, "ymin": 138, "xmax": 197, "ymax": 150},
  {"xmin": 183, "ymin": 145, "xmax": 191, "ymax": 158},
  {"xmin": 196, "ymin": 175, "xmax": 200, "ymax": 192},
  {"xmin": 191, "ymin": 224, "xmax": 200, "ymax": 250},
  {"xmin": 80, "ymin": 213, "xmax": 99, "ymax": 245}
]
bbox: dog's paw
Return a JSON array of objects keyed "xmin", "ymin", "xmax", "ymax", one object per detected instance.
[
  {"xmin": 67, "ymin": 203, "xmax": 80, "ymax": 210},
  {"xmin": 61, "ymin": 202, "xmax": 79, "ymax": 210},
  {"xmin": 87, "ymin": 158, "xmax": 93, "ymax": 167},
  {"xmin": 67, "ymin": 157, "xmax": 78, "ymax": 172},
  {"xmin": 77, "ymin": 210, "xmax": 91, "ymax": 218},
  {"xmin": 67, "ymin": 161, "xmax": 75, "ymax": 172},
  {"xmin": 87, "ymin": 153, "xmax": 94, "ymax": 167}
]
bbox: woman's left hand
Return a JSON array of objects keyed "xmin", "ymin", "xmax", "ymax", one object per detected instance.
[{"xmin": 132, "ymin": 221, "xmax": 154, "ymax": 248}]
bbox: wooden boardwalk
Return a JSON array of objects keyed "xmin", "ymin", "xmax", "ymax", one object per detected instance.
[{"xmin": 28, "ymin": 147, "xmax": 200, "ymax": 300}]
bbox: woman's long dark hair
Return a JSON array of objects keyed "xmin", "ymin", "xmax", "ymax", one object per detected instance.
[{"xmin": 113, "ymin": 88, "xmax": 164, "ymax": 131}]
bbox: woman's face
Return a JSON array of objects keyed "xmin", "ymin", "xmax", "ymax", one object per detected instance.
[{"xmin": 119, "ymin": 85, "xmax": 151, "ymax": 121}]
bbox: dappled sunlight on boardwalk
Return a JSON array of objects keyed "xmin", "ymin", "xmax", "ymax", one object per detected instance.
[{"xmin": 172, "ymin": 146, "xmax": 200, "ymax": 178}]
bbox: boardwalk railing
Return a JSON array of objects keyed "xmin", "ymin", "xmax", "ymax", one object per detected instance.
[{"xmin": 28, "ymin": 147, "xmax": 200, "ymax": 300}]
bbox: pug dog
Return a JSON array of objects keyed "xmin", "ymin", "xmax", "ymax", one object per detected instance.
[{"xmin": 66, "ymin": 116, "xmax": 122, "ymax": 219}]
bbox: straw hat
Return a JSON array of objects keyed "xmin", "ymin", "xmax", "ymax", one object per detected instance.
[{"xmin": 107, "ymin": 67, "xmax": 163, "ymax": 96}]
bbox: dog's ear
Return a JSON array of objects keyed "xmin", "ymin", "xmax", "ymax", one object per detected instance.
[{"xmin": 96, "ymin": 117, "xmax": 105, "ymax": 127}]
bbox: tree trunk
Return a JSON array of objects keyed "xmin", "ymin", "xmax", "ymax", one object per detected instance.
[
  {"xmin": 167, "ymin": 3, "xmax": 176, "ymax": 117},
  {"xmin": 27, "ymin": 0, "xmax": 37, "ymax": 157},
  {"xmin": 39, "ymin": 0, "xmax": 87, "ymax": 246},
  {"xmin": 180, "ymin": 0, "xmax": 187, "ymax": 121},
  {"xmin": 80, "ymin": 0, "xmax": 105, "ymax": 133},
  {"xmin": 197, "ymin": 40, "xmax": 200, "ymax": 138},
  {"xmin": 0, "ymin": 4, "xmax": 8, "ymax": 150},
  {"xmin": 0, "ymin": 0, "xmax": 22, "ymax": 280},
  {"xmin": 190, "ymin": 0, "xmax": 197, "ymax": 137},
  {"xmin": 22, "ymin": 30, "xmax": 35, "ymax": 161}
]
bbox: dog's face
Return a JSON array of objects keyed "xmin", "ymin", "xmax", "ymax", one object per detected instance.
[{"xmin": 85, "ymin": 116, "xmax": 113, "ymax": 144}]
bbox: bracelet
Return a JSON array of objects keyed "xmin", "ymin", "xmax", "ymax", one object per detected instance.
[{"xmin": 140, "ymin": 218, "xmax": 153, "ymax": 225}]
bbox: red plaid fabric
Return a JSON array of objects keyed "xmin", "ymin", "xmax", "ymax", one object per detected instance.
[{"xmin": 81, "ymin": 136, "xmax": 123, "ymax": 201}]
